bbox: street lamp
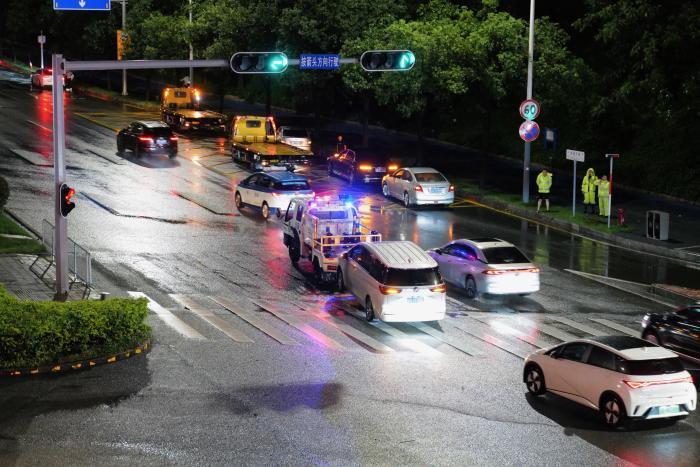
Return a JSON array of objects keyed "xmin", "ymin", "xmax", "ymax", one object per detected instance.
[
  {"xmin": 522, "ymin": 0, "xmax": 536, "ymax": 203},
  {"xmin": 189, "ymin": 0, "xmax": 193, "ymax": 86},
  {"xmin": 110, "ymin": 0, "xmax": 128, "ymax": 96}
]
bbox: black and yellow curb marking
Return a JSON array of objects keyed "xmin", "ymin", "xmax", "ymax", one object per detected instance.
[
  {"xmin": 74, "ymin": 112, "xmax": 121, "ymax": 133},
  {"xmin": 0, "ymin": 340, "xmax": 151, "ymax": 377}
]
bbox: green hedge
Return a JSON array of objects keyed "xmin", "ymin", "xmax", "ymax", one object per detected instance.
[{"xmin": 0, "ymin": 286, "xmax": 151, "ymax": 369}]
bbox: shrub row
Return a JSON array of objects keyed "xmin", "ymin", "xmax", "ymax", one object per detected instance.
[{"xmin": 0, "ymin": 286, "xmax": 151, "ymax": 369}]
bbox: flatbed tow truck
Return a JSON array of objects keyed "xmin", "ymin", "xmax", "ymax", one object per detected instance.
[
  {"xmin": 230, "ymin": 116, "xmax": 312, "ymax": 171},
  {"xmin": 160, "ymin": 87, "xmax": 227, "ymax": 133},
  {"xmin": 282, "ymin": 196, "xmax": 381, "ymax": 284}
]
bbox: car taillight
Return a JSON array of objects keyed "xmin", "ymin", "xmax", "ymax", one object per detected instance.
[
  {"xmin": 169, "ymin": 136, "xmax": 178, "ymax": 141},
  {"xmin": 525, "ymin": 268, "xmax": 540, "ymax": 273},
  {"xmin": 379, "ymin": 285, "xmax": 401, "ymax": 295},
  {"xmin": 388, "ymin": 164, "xmax": 398, "ymax": 171},
  {"xmin": 271, "ymin": 192, "xmax": 280, "ymax": 197},
  {"xmin": 138, "ymin": 137, "xmax": 154, "ymax": 143},
  {"xmin": 430, "ymin": 283, "xmax": 447, "ymax": 293},
  {"xmin": 414, "ymin": 185, "xmax": 423, "ymax": 192},
  {"xmin": 448, "ymin": 185, "xmax": 455, "ymax": 192},
  {"xmin": 483, "ymin": 269, "xmax": 505, "ymax": 275},
  {"xmin": 624, "ymin": 376, "xmax": 693, "ymax": 389},
  {"xmin": 358, "ymin": 164, "xmax": 372, "ymax": 172}
]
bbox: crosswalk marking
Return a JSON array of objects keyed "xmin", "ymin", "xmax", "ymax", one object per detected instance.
[
  {"xmin": 446, "ymin": 296, "xmax": 478, "ymax": 311},
  {"xmin": 128, "ymin": 292, "xmax": 204, "ymax": 339},
  {"xmin": 254, "ymin": 300, "xmax": 346, "ymax": 350},
  {"xmin": 211, "ymin": 296, "xmax": 298, "ymax": 345},
  {"xmin": 409, "ymin": 322, "xmax": 482, "ymax": 356},
  {"xmin": 588, "ymin": 318, "xmax": 639, "ymax": 337},
  {"xmin": 452, "ymin": 323, "xmax": 528, "ymax": 359},
  {"xmin": 171, "ymin": 295, "xmax": 253, "ymax": 343},
  {"xmin": 522, "ymin": 320, "xmax": 578, "ymax": 343},
  {"xmin": 307, "ymin": 309, "xmax": 395, "ymax": 354},
  {"xmin": 548, "ymin": 316, "xmax": 607, "ymax": 336},
  {"xmin": 471, "ymin": 317, "xmax": 548, "ymax": 349},
  {"xmin": 335, "ymin": 303, "xmax": 442, "ymax": 355}
]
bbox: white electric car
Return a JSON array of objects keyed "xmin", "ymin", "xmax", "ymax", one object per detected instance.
[
  {"xmin": 337, "ymin": 241, "xmax": 446, "ymax": 322},
  {"xmin": 234, "ymin": 170, "xmax": 314, "ymax": 220},
  {"xmin": 381, "ymin": 167, "xmax": 454, "ymax": 207},
  {"xmin": 523, "ymin": 336, "xmax": 696, "ymax": 428}
]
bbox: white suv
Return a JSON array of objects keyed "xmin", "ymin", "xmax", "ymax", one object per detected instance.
[
  {"xmin": 337, "ymin": 241, "xmax": 446, "ymax": 322},
  {"xmin": 277, "ymin": 126, "xmax": 312, "ymax": 152},
  {"xmin": 524, "ymin": 336, "xmax": 696, "ymax": 428}
]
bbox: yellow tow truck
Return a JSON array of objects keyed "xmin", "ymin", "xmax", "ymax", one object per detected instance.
[
  {"xmin": 160, "ymin": 87, "xmax": 227, "ymax": 133},
  {"xmin": 230, "ymin": 115, "xmax": 313, "ymax": 171}
]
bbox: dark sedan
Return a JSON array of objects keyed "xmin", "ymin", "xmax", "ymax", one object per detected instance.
[
  {"xmin": 117, "ymin": 121, "xmax": 178, "ymax": 159},
  {"xmin": 642, "ymin": 305, "xmax": 700, "ymax": 359},
  {"xmin": 327, "ymin": 149, "xmax": 398, "ymax": 185}
]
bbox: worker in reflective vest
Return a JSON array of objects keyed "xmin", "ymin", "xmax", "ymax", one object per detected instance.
[
  {"xmin": 536, "ymin": 169, "xmax": 553, "ymax": 213},
  {"xmin": 597, "ymin": 175, "xmax": 610, "ymax": 217},
  {"xmin": 581, "ymin": 168, "xmax": 598, "ymax": 214}
]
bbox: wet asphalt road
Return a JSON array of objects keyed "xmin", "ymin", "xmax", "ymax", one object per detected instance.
[{"xmin": 1, "ymin": 69, "xmax": 699, "ymax": 466}]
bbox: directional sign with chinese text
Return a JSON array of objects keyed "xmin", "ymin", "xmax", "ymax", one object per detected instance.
[
  {"xmin": 54, "ymin": 0, "xmax": 110, "ymax": 11},
  {"xmin": 299, "ymin": 54, "xmax": 340, "ymax": 70},
  {"xmin": 565, "ymin": 149, "xmax": 585, "ymax": 162}
]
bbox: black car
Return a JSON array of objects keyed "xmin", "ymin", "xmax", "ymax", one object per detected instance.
[
  {"xmin": 642, "ymin": 305, "xmax": 700, "ymax": 359},
  {"xmin": 117, "ymin": 121, "xmax": 178, "ymax": 159},
  {"xmin": 327, "ymin": 149, "xmax": 397, "ymax": 184}
]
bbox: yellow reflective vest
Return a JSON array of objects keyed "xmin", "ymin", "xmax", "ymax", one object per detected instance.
[{"xmin": 536, "ymin": 172, "xmax": 552, "ymax": 194}]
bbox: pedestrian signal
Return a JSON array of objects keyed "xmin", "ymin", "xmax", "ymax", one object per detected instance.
[
  {"xmin": 360, "ymin": 50, "xmax": 415, "ymax": 72},
  {"xmin": 230, "ymin": 52, "xmax": 288, "ymax": 74},
  {"xmin": 60, "ymin": 184, "xmax": 76, "ymax": 217}
]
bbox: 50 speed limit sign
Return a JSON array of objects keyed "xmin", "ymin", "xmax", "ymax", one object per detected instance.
[{"xmin": 519, "ymin": 99, "xmax": 540, "ymax": 121}]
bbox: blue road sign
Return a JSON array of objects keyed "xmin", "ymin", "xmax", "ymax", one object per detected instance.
[
  {"xmin": 54, "ymin": 0, "xmax": 111, "ymax": 11},
  {"xmin": 299, "ymin": 54, "xmax": 340, "ymax": 70}
]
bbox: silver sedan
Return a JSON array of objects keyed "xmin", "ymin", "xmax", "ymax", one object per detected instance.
[
  {"xmin": 427, "ymin": 238, "xmax": 540, "ymax": 298},
  {"xmin": 382, "ymin": 167, "xmax": 454, "ymax": 207}
]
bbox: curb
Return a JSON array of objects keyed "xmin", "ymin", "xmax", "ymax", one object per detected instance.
[
  {"xmin": 650, "ymin": 284, "xmax": 700, "ymax": 304},
  {"xmin": 463, "ymin": 194, "xmax": 700, "ymax": 265},
  {"xmin": 74, "ymin": 85, "xmax": 161, "ymax": 112},
  {"xmin": 0, "ymin": 340, "xmax": 151, "ymax": 377}
]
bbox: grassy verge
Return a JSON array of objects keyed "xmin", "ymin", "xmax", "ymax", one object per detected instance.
[
  {"xmin": 453, "ymin": 178, "xmax": 634, "ymax": 235},
  {"xmin": 0, "ymin": 285, "xmax": 151, "ymax": 369},
  {"xmin": 0, "ymin": 213, "xmax": 45, "ymax": 254}
]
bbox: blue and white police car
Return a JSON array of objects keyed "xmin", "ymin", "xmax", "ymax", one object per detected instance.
[{"xmin": 234, "ymin": 170, "xmax": 314, "ymax": 220}]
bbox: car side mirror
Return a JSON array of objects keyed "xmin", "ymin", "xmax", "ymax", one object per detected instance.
[
  {"xmin": 434, "ymin": 248, "xmax": 442, "ymax": 255},
  {"xmin": 341, "ymin": 252, "xmax": 348, "ymax": 260}
]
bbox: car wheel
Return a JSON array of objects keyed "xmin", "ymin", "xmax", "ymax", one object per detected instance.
[
  {"xmin": 134, "ymin": 145, "xmax": 141, "ymax": 159},
  {"xmin": 348, "ymin": 170, "xmax": 355, "ymax": 185},
  {"xmin": 313, "ymin": 259, "xmax": 323, "ymax": 283},
  {"xmin": 382, "ymin": 183, "xmax": 390, "ymax": 198},
  {"xmin": 642, "ymin": 330, "xmax": 661, "ymax": 346},
  {"xmin": 289, "ymin": 233, "xmax": 301, "ymax": 264},
  {"xmin": 336, "ymin": 269, "xmax": 345, "ymax": 292},
  {"xmin": 525, "ymin": 364, "xmax": 546, "ymax": 396},
  {"xmin": 364, "ymin": 296, "xmax": 375, "ymax": 322},
  {"xmin": 403, "ymin": 192, "xmax": 411, "ymax": 208},
  {"xmin": 234, "ymin": 192, "xmax": 243, "ymax": 210},
  {"xmin": 116, "ymin": 138, "xmax": 124, "ymax": 154},
  {"xmin": 168, "ymin": 151, "xmax": 177, "ymax": 159},
  {"xmin": 465, "ymin": 276, "xmax": 478, "ymax": 299},
  {"xmin": 261, "ymin": 202, "xmax": 270, "ymax": 220},
  {"xmin": 601, "ymin": 394, "xmax": 627, "ymax": 429}
]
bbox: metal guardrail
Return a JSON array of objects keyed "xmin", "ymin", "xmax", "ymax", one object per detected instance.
[{"xmin": 41, "ymin": 219, "xmax": 92, "ymax": 287}]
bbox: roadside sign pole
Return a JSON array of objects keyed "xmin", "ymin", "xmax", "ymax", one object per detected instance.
[
  {"xmin": 608, "ymin": 155, "xmax": 614, "ymax": 228},
  {"xmin": 522, "ymin": 0, "xmax": 536, "ymax": 203},
  {"xmin": 121, "ymin": 0, "xmax": 127, "ymax": 96},
  {"xmin": 566, "ymin": 149, "xmax": 585, "ymax": 218},
  {"xmin": 38, "ymin": 32, "xmax": 46, "ymax": 69},
  {"xmin": 572, "ymin": 160, "xmax": 577, "ymax": 216},
  {"xmin": 52, "ymin": 53, "xmax": 69, "ymax": 301}
]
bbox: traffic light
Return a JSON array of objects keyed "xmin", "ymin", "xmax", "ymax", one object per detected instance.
[
  {"xmin": 230, "ymin": 52, "xmax": 288, "ymax": 74},
  {"xmin": 360, "ymin": 50, "xmax": 415, "ymax": 72},
  {"xmin": 60, "ymin": 183, "xmax": 75, "ymax": 217}
]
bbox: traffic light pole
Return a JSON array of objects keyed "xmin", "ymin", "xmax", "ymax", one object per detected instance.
[
  {"xmin": 52, "ymin": 53, "xmax": 69, "ymax": 301},
  {"xmin": 522, "ymin": 0, "xmax": 536, "ymax": 203}
]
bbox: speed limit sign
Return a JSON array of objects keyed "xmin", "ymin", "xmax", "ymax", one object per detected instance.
[{"xmin": 519, "ymin": 99, "xmax": 540, "ymax": 121}]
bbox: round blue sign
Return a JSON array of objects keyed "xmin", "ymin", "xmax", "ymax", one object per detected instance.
[{"xmin": 519, "ymin": 120, "xmax": 540, "ymax": 142}]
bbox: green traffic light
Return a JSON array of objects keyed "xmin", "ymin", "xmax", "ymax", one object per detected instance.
[
  {"xmin": 398, "ymin": 52, "xmax": 415, "ymax": 69},
  {"xmin": 268, "ymin": 54, "xmax": 288, "ymax": 72}
]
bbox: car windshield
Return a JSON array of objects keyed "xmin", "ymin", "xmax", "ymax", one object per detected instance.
[
  {"xmin": 383, "ymin": 267, "xmax": 442, "ymax": 286},
  {"xmin": 618, "ymin": 357, "xmax": 685, "ymax": 375},
  {"xmin": 414, "ymin": 172, "xmax": 446, "ymax": 183},
  {"xmin": 482, "ymin": 247, "xmax": 530, "ymax": 264},
  {"xmin": 308, "ymin": 209, "xmax": 349, "ymax": 220},
  {"xmin": 284, "ymin": 129, "xmax": 309, "ymax": 138},
  {"xmin": 273, "ymin": 181, "xmax": 310, "ymax": 191}
]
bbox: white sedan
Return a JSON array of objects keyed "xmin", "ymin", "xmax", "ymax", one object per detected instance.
[
  {"xmin": 382, "ymin": 167, "xmax": 454, "ymax": 207},
  {"xmin": 524, "ymin": 336, "xmax": 696, "ymax": 428},
  {"xmin": 234, "ymin": 170, "xmax": 314, "ymax": 220},
  {"xmin": 427, "ymin": 238, "xmax": 539, "ymax": 298}
]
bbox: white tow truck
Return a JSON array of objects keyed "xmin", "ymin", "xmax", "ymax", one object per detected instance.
[{"xmin": 282, "ymin": 197, "xmax": 381, "ymax": 284}]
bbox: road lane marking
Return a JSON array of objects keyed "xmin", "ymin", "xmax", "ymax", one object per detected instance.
[
  {"xmin": 446, "ymin": 296, "xmax": 478, "ymax": 311},
  {"xmin": 471, "ymin": 317, "xmax": 548, "ymax": 349},
  {"xmin": 25, "ymin": 119, "xmax": 52, "ymax": 132},
  {"xmin": 171, "ymin": 294, "xmax": 253, "ymax": 343},
  {"xmin": 452, "ymin": 323, "xmax": 527, "ymax": 359},
  {"xmin": 409, "ymin": 322, "xmax": 482, "ymax": 356},
  {"xmin": 588, "ymin": 318, "xmax": 639, "ymax": 337},
  {"xmin": 128, "ymin": 292, "xmax": 204, "ymax": 339},
  {"xmin": 548, "ymin": 316, "xmax": 607, "ymax": 336},
  {"xmin": 254, "ymin": 300, "xmax": 345, "ymax": 350},
  {"xmin": 174, "ymin": 191, "xmax": 237, "ymax": 216},
  {"xmin": 9, "ymin": 148, "xmax": 52, "ymax": 167},
  {"xmin": 306, "ymin": 308, "xmax": 395, "ymax": 353},
  {"xmin": 527, "ymin": 321, "xmax": 579, "ymax": 342},
  {"xmin": 74, "ymin": 112, "xmax": 121, "ymax": 132},
  {"xmin": 211, "ymin": 296, "xmax": 298, "ymax": 345}
]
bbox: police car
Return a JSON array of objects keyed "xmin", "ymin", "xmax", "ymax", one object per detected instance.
[{"xmin": 234, "ymin": 169, "xmax": 314, "ymax": 220}]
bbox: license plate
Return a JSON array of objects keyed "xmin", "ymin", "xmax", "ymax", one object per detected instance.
[
  {"xmin": 430, "ymin": 187, "xmax": 442, "ymax": 193},
  {"xmin": 156, "ymin": 138, "xmax": 167, "ymax": 146},
  {"xmin": 407, "ymin": 296, "xmax": 423, "ymax": 304},
  {"xmin": 269, "ymin": 159, "xmax": 279, "ymax": 163},
  {"xmin": 659, "ymin": 405, "xmax": 680, "ymax": 416},
  {"xmin": 375, "ymin": 167, "xmax": 386, "ymax": 173}
]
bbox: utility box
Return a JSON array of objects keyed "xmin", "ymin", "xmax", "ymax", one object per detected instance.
[{"xmin": 646, "ymin": 210, "xmax": 669, "ymax": 240}]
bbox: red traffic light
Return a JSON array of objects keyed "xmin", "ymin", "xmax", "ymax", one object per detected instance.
[{"xmin": 60, "ymin": 184, "xmax": 76, "ymax": 217}]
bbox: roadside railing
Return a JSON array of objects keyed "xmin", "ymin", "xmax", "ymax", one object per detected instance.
[{"xmin": 36, "ymin": 219, "xmax": 93, "ymax": 288}]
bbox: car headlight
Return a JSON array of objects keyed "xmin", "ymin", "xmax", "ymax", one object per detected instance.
[{"xmin": 641, "ymin": 315, "xmax": 650, "ymax": 328}]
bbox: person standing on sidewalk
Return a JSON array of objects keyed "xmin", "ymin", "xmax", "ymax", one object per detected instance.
[
  {"xmin": 536, "ymin": 169, "xmax": 553, "ymax": 213},
  {"xmin": 597, "ymin": 174, "xmax": 610, "ymax": 217},
  {"xmin": 581, "ymin": 168, "xmax": 598, "ymax": 214}
]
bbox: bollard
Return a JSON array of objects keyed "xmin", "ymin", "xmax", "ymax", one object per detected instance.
[{"xmin": 617, "ymin": 208, "xmax": 625, "ymax": 226}]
